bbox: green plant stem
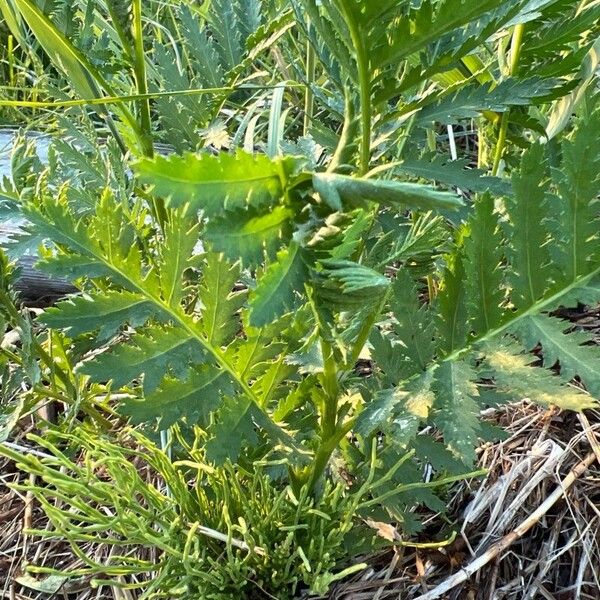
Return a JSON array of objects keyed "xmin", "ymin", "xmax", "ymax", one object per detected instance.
[
  {"xmin": 130, "ymin": 0, "xmax": 167, "ymax": 227},
  {"xmin": 303, "ymin": 22, "xmax": 315, "ymax": 137},
  {"xmin": 0, "ymin": 83, "xmax": 306, "ymax": 109},
  {"xmin": 336, "ymin": 2, "xmax": 371, "ymax": 175},
  {"xmin": 360, "ymin": 468, "xmax": 487, "ymax": 509},
  {"xmin": 304, "ymin": 419, "xmax": 355, "ymax": 493},
  {"xmin": 320, "ymin": 339, "xmax": 339, "ymax": 440},
  {"xmin": 132, "ymin": 0, "xmax": 154, "ymax": 159},
  {"xmin": 491, "ymin": 23, "xmax": 525, "ymax": 176}
]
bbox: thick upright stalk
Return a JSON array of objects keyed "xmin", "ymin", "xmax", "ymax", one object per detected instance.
[
  {"xmin": 336, "ymin": 2, "xmax": 371, "ymax": 175},
  {"xmin": 491, "ymin": 23, "xmax": 525, "ymax": 176}
]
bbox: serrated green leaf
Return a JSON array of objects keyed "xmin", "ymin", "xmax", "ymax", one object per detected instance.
[
  {"xmin": 199, "ymin": 253, "xmax": 246, "ymax": 347},
  {"xmin": 159, "ymin": 212, "xmax": 199, "ymax": 308},
  {"xmin": 432, "ymin": 361, "xmax": 482, "ymax": 463},
  {"xmin": 357, "ymin": 374, "xmax": 434, "ymax": 443},
  {"xmin": 40, "ymin": 291, "xmax": 155, "ymax": 340},
  {"xmin": 80, "ymin": 327, "xmax": 202, "ymax": 393},
  {"xmin": 313, "ymin": 173, "xmax": 463, "ymax": 213},
  {"xmin": 416, "ymin": 77, "xmax": 565, "ymax": 125},
  {"xmin": 437, "ymin": 245, "xmax": 468, "ymax": 354},
  {"xmin": 205, "ymin": 395, "xmax": 257, "ymax": 464},
  {"xmin": 464, "ymin": 193, "xmax": 505, "ymax": 335},
  {"xmin": 515, "ymin": 315, "xmax": 600, "ymax": 397},
  {"xmin": 486, "ymin": 341, "xmax": 597, "ymax": 412},
  {"xmin": 249, "ymin": 243, "xmax": 309, "ymax": 327},
  {"xmin": 396, "ymin": 155, "xmax": 512, "ymax": 196},
  {"xmin": 178, "ymin": 4, "xmax": 224, "ymax": 88},
  {"xmin": 320, "ymin": 260, "xmax": 389, "ymax": 294},
  {"xmin": 206, "ymin": 205, "xmax": 293, "ymax": 267},
  {"xmin": 232, "ymin": 317, "xmax": 290, "ymax": 381},
  {"xmin": 550, "ymin": 110, "xmax": 600, "ymax": 282},
  {"xmin": 121, "ymin": 365, "xmax": 234, "ymax": 427},
  {"xmin": 37, "ymin": 254, "xmax": 112, "ymax": 281},
  {"xmin": 369, "ymin": 328, "xmax": 411, "ymax": 386},
  {"xmin": 390, "ymin": 270, "xmax": 435, "ymax": 374},
  {"xmin": 505, "ymin": 143, "xmax": 552, "ymax": 310},
  {"xmin": 135, "ymin": 151, "xmax": 296, "ymax": 217},
  {"xmin": 375, "ymin": 0, "xmax": 507, "ymax": 68}
]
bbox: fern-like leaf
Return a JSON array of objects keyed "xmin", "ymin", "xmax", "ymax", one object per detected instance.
[
  {"xmin": 464, "ymin": 193, "xmax": 505, "ymax": 335},
  {"xmin": 396, "ymin": 155, "xmax": 512, "ymax": 196},
  {"xmin": 249, "ymin": 243, "xmax": 309, "ymax": 327},
  {"xmin": 79, "ymin": 326, "xmax": 202, "ymax": 393},
  {"xmin": 514, "ymin": 315, "xmax": 600, "ymax": 397},
  {"xmin": 40, "ymin": 291, "xmax": 154, "ymax": 341},
  {"xmin": 199, "ymin": 253, "xmax": 246, "ymax": 348}
]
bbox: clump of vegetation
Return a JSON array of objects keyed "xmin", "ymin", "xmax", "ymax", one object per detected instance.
[
  {"xmin": 0, "ymin": 0, "xmax": 599, "ymax": 597},
  {"xmin": 1, "ymin": 427, "xmax": 377, "ymax": 598}
]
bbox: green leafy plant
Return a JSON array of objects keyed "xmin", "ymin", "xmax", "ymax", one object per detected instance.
[
  {"xmin": 1, "ymin": 0, "xmax": 600, "ymax": 596},
  {"xmin": 0, "ymin": 426, "xmax": 375, "ymax": 599}
]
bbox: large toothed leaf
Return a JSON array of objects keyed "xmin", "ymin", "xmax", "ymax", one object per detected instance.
[
  {"xmin": 135, "ymin": 151, "xmax": 297, "ymax": 216},
  {"xmin": 249, "ymin": 243, "xmax": 309, "ymax": 327},
  {"xmin": 549, "ymin": 109, "xmax": 600, "ymax": 283},
  {"xmin": 504, "ymin": 143, "xmax": 553, "ymax": 310},
  {"xmin": 514, "ymin": 315, "xmax": 600, "ymax": 397},
  {"xmin": 396, "ymin": 155, "xmax": 512, "ymax": 196},
  {"xmin": 437, "ymin": 245, "xmax": 468, "ymax": 354},
  {"xmin": 390, "ymin": 270, "xmax": 435, "ymax": 375},
  {"xmin": 313, "ymin": 173, "xmax": 463, "ymax": 213},
  {"xmin": 205, "ymin": 205, "xmax": 294, "ymax": 267},
  {"xmin": 40, "ymin": 291, "xmax": 155, "ymax": 341},
  {"xmin": 121, "ymin": 365, "xmax": 234, "ymax": 427},
  {"xmin": 485, "ymin": 341, "xmax": 597, "ymax": 412},
  {"xmin": 432, "ymin": 361, "xmax": 482, "ymax": 463},
  {"xmin": 205, "ymin": 395, "xmax": 257, "ymax": 464},
  {"xmin": 198, "ymin": 253, "xmax": 247, "ymax": 348},
  {"xmin": 464, "ymin": 193, "xmax": 505, "ymax": 335},
  {"xmin": 79, "ymin": 327, "xmax": 202, "ymax": 393},
  {"xmin": 159, "ymin": 212, "xmax": 199, "ymax": 308}
]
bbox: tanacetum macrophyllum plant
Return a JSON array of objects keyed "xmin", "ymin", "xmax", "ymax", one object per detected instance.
[{"xmin": 0, "ymin": 0, "xmax": 599, "ymax": 597}]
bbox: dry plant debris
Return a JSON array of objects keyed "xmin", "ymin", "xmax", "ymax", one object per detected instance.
[{"xmin": 332, "ymin": 403, "xmax": 600, "ymax": 600}]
